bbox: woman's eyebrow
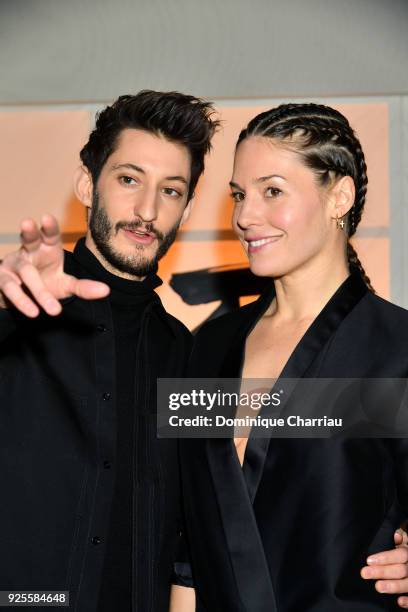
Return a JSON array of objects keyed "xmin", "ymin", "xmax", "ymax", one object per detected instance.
[{"xmin": 229, "ymin": 174, "xmax": 286, "ymax": 190}]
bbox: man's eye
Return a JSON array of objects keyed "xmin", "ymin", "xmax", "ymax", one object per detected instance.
[
  {"xmin": 162, "ymin": 187, "xmax": 182, "ymax": 197},
  {"xmin": 230, "ymin": 191, "xmax": 245, "ymax": 203},
  {"xmin": 119, "ymin": 175, "xmax": 136, "ymax": 185},
  {"xmin": 265, "ymin": 187, "xmax": 282, "ymax": 198}
]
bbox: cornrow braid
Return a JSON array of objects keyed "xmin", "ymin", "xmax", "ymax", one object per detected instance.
[
  {"xmin": 237, "ymin": 103, "xmax": 373, "ymax": 291},
  {"xmin": 347, "ymin": 243, "xmax": 374, "ymax": 292}
]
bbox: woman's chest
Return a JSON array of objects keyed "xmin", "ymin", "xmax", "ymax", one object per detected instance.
[{"xmin": 241, "ymin": 317, "xmax": 314, "ymax": 380}]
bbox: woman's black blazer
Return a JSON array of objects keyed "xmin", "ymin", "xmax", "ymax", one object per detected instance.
[{"xmin": 180, "ymin": 271, "xmax": 408, "ymax": 611}]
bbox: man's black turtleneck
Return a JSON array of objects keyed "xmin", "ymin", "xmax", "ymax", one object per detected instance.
[{"xmin": 72, "ymin": 240, "xmax": 162, "ymax": 611}]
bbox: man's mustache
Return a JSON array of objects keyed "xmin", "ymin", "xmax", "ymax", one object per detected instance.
[{"xmin": 115, "ymin": 220, "xmax": 164, "ymax": 241}]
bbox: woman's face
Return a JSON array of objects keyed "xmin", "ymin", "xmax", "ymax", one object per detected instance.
[{"xmin": 230, "ymin": 136, "xmax": 334, "ymax": 278}]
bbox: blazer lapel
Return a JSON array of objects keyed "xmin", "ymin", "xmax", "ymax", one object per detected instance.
[
  {"xmin": 206, "ymin": 283, "xmax": 278, "ymax": 611},
  {"xmin": 243, "ymin": 271, "xmax": 369, "ymax": 503},
  {"xmin": 206, "ymin": 438, "xmax": 278, "ymax": 612}
]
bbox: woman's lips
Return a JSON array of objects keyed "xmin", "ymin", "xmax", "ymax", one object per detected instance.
[
  {"xmin": 122, "ymin": 228, "xmax": 156, "ymax": 246},
  {"xmin": 246, "ymin": 236, "xmax": 283, "ymax": 253}
]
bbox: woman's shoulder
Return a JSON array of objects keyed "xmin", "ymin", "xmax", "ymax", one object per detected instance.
[
  {"xmin": 364, "ymin": 291, "xmax": 408, "ymax": 321},
  {"xmin": 358, "ymin": 291, "xmax": 408, "ymax": 341}
]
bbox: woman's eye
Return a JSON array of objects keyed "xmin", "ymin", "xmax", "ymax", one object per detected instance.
[
  {"xmin": 119, "ymin": 175, "xmax": 136, "ymax": 185},
  {"xmin": 162, "ymin": 187, "xmax": 182, "ymax": 198},
  {"xmin": 230, "ymin": 191, "xmax": 245, "ymax": 203},
  {"xmin": 265, "ymin": 187, "xmax": 282, "ymax": 198}
]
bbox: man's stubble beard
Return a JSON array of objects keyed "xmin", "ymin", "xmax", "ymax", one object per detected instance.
[{"xmin": 89, "ymin": 190, "xmax": 180, "ymax": 277}]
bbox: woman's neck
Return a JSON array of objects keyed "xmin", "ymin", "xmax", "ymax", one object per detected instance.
[{"xmin": 270, "ymin": 257, "xmax": 350, "ymax": 323}]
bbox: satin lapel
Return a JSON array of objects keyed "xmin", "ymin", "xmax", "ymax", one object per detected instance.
[
  {"xmin": 206, "ymin": 284, "xmax": 277, "ymax": 611},
  {"xmin": 243, "ymin": 271, "xmax": 369, "ymax": 503},
  {"xmin": 206, "ymin": 439, "xmax": 277, "ymax": 611}
]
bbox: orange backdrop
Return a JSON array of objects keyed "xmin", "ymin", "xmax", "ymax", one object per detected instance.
[{"xmin": 0, "ymin": 102, "xmax": 389, "ymax": 329}]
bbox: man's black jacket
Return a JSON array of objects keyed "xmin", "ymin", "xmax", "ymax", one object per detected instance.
[{"xmin": 0, "ymin": 242, "xmax": 192, "ymax": 611}]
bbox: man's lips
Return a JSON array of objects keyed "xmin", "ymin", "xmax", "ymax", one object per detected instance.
[
  {"xmin": 121, "ymin": 227, "xmax": 157, "ymax": 246},
  {"xmin": 245, "ymin": 235, "xmax": 283, "ymax": 253}
]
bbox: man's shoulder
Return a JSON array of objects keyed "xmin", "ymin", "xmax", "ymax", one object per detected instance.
[
  {"xmin": 194, "ymin": 300, "xmax": 259, "ymax": 345},
  {"xmin": 163, "ymin": 310, "xmax": 191, "ymax": 337},
  {"xmin": 154, "ymin": 303, "xmax": 192, "ymax": 347}
]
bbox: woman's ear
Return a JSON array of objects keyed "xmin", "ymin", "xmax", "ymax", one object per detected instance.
[
  {"xmin": 73, "ymin": 166, "xmax": 93, "ymax": 209},
  {"xmin": 329, "ymin": 175, "xmax": 356, "ymax": 219}
]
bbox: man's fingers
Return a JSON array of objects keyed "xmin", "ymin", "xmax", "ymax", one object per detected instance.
[
  {"xmin": 398, "ymin": 595, "xmax": 408, "ymax": 608},
  {"xmin": 366, "ymin": 547, "xmax": 408, "ymax": 566},
  {"xmin": 361, "ymin": 563, "xmax": 408, "ymax": 580},
  {"xmin": 65, "ymin": 276, "xmax": 110, "ymax": 301},
  {"xmin": 19, "ymin": 215, "xmax": 62, "ymax": 253},
  {"xmin": 40, "ymin": 214, "xmax": 62, "ymax": 246},
  {"xmin": 20, "ymin": 218, "xmax": 43, "ymax": 252},
  {"xmin": 374, "ymin": 578, "xmax": 408, "ymax": 594},
  {"xmin": 17, "ymin": 263, "xmax": 62, "ymax": 316},
  {"xmin": 0, "ymin": 278, "xmax": 40, "ymax": 317},
  {"xmin": 1, "ymin": 265, "xmax": 109, "ymax": 315}
]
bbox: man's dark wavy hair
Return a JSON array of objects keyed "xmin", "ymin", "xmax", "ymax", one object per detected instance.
[{"xmin": 80, "ymin": 90, "xmax": 220, "ymax": 200}]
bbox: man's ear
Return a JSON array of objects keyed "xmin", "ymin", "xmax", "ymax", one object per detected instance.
[
  {"xmin": 73, "ymin": 166, "xmax": 93, "ymax": 209},
  {"xmin": 329, "ymin": 175, "xmax": 355, "ymax": 219},
  {"xmin": 180, "ymin": 197, "xmax": 194, "ymax": 226}
]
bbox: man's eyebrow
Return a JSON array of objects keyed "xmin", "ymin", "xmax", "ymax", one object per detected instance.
[
  {"xmin": 165, "ymin": 175, "xmax": 188, "ymax": 185},
  {"xmin": 110, "ymin": 163, "xmax": 188, "ymax": 185},
  {"xmin": 111, "ymin": 163, "xmax": 145, "ymax": 174}
]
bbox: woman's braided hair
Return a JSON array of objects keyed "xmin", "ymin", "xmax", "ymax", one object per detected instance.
[{"xmin": 237, "ymin": 103, "xmax": 374, "ymax": 291}]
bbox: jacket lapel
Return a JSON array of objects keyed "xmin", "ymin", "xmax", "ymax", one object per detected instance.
[
  {"xmin": 243, "ymin": 271, "xmax": 368, "ymax": 503},
  {"xmin": 206, "ymin": 438, "xmax": 278, "ymax": 612},
  {"xmin": 205, "ymin": 284, "xmax": 278, "ymax": 611}
]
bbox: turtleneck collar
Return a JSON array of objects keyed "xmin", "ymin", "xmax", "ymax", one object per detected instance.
[{"xmin": 72, "ymin": 237, "xmax": 163, "ymax": 304}]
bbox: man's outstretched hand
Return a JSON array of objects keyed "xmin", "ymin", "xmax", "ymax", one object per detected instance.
[{"xmin": 0, "ymin": 215, "xmax": 110, "ymax": 317}]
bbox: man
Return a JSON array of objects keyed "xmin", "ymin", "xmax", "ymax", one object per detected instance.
[{"xmin": 0, "ymin": 90, "xmax": 218, "ymax": 611}]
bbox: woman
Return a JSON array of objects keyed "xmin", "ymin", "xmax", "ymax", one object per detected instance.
[{"xmin": 171, "ymin": 103, "xmax": 408, "ymax": 611}]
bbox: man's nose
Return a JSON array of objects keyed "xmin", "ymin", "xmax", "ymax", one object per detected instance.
[{"xmin": 133, "ymin": 188, "xmax": 159, "ymax": 223}]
